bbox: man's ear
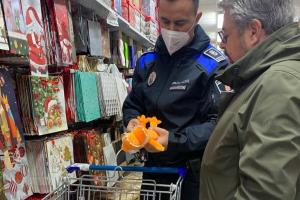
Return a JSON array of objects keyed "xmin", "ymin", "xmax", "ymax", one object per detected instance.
[{"xmin": 246, "ymin": 19, "xmax": 266, "ymax": 46}]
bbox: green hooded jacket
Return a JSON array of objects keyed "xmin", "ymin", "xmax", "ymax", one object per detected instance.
[{"xmin": 200, "ymin": 22, "xmax": 300, "ymax": 200}]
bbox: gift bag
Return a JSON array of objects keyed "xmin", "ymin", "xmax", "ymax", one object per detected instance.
[{"xmin": 2, "ymin": 144, "xmax": 33, "ymax": 200}]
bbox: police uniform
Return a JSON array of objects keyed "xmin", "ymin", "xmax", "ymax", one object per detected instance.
[{"xmin": 123, "ymin": 25, "xmax": 228, "ymax": 200}]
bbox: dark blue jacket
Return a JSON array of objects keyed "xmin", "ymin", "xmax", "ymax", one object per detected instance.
[{"xmin": 123, "ymin": 25, "xmax": 228, "ymax": 166}]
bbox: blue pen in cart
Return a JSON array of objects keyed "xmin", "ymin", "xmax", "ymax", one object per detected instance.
[{"xmin": 42, "ymin": 163, "xmax": 186, "ymax": 200}]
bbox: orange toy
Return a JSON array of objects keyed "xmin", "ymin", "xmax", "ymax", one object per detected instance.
[{"xmin": 122, "ymin": 115, "xmax": 165, "ymax": 153}]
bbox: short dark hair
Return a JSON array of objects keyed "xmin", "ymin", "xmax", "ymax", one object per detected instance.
[
  {"xmin": 158, "ymin": 0, "xmax": 199, "ymax": 13},
  {"xmin": 193, "ymin": 0, "xmax": 199, "ymax": 12}
]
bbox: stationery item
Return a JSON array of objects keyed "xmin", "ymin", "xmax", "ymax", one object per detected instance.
[
  {"xmin": 2, "ymin": 0, "xmax": 28, "ymax": 55},
  {"xmin": 25, "ymin": 139, "xmax": 50, "ymax": 193},
  {"xmin": 129, "ymin": 39, "xmax": 136, "ymax": 68},
  {"xmin": 26, "ymin": 135, "xmax": 76, "ymax": 193},
  {"xmin": 88, "ymin": 20, "xmax": 102, "ymax": 57},
  {"xmin": 96, "ymin": 72, "xmax": 120, "ymax": 117},
  {"xmin": 73, "ymin": 129, "xmax": 106, "ymax": 186},
  {"xmin": 41, "ymin": 0, "xmax": 59, "ymax": 65},
  {"xmin": 123, "ymin": 39, "xmax": 129, "ymax": 68},
  {"xmin": 45, "ymin": 135, "xmax": 75, "ymax": 190},
  {"xmin": 16, "ymin": 75, "xmax": 36, "ymax": 135},
  {"xmin": 103, "ymin": 144, "xmax": 118, "ymax": 187},
  {"xmin": 62, "ymin": 68, "xmax": 77, "ymax": 124},
  {"xmin": 1, "ymin": 144, "xmax": 33, "ymax": 200},
  {"xmin": 66, "ymin": 0, "xmax": 76, "ymax": 63},
  {"xmin": 118, "ymin": 37, "xmax": 125, "ymax": 67},
  {"xmin": 100, "ymin": 23, "xmax": 111, "ymax": 59},
  {"xmin": 0, "ymin": 159, "xmax": 6, "ymax": 200},
  {"xmin": 22, "ymin": 0, "xmax": 48, "ymax": 76},
  {"xmin": 75, "ymin": 72, "xmax": 100, "ymax": 122},
  {"xmin": 115, "ymin": 76, "xmax": 128, "ymax": 117},
  {"xmin": 0, "ymin": 69, "xmax": 23, "ymax": 150},
  {"xmin": 53, "ymin": 0, "xmax": 73, "ymax": 65},
  {"xmin": 0, "ymin": 2, "xmax": 9, "ymax": 51},
  {"xmin": 72, "ymin": 12, "xmax": 89, "ymax": 54},
  {"xmin": 31, "ymin": 76, "xmax": 68, "ymax": 135}
]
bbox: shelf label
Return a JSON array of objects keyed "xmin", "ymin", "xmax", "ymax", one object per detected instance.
[{"xmin": 107, "ymin": 12, "xmax": 119, "ymax": 27}]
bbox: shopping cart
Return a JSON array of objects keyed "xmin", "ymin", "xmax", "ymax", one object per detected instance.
[{"xmin": 42, "ymin": 163, "xmax": 186, "ymax": 200}]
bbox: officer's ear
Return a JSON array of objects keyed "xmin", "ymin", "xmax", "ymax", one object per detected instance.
[{"xmin": 195, "ymin": 11, "xmax": 202, "ymax": 24}]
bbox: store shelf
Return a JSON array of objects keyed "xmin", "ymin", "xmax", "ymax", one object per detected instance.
[
  {"xmin": 71, "ymin": 0, "xmax": 155, "ymax": 48},
  {"xmin": 0, "ymin": 54, "xmax": 29, "ymax": 66}
]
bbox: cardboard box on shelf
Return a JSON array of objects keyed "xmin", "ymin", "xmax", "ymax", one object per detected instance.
[
  {"xmin": 141, "ymin": 0, "xmax": 156, "ymax": 18},
  {"xmin": 128, "ymin": 3, "xmax": 136, "ymax": 28},
  {"xmin": 145, "ymin": 16, "xmax": 158, "ymax": 42},
  {"xmin": 135, "ymin": 8, "xmax": 142, "ymax": 32},
  {"xmin": 112, "ymin": 0, "xmax": 122, "ymax": 15},
  {"xmin": 122, "ymin": 0, "xmax": 129, "ymax": 21},
  {"xmin": 140, "ymin": 12, "xmax": 146, "ymax": 36}
]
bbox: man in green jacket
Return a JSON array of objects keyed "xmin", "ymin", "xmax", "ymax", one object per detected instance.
[{"xmin": 200, "ymin": 0, "xmax": 300, "ymax": 199}]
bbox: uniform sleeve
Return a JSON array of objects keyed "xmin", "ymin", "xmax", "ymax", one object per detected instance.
[
  {"xmin": 167, "ymin": 77, "xmax": 221, "ymax": 154},
  {"xmin": 122, "ymin": 58, "xmax": 146, "ymax": 127},
  {"xmin": 233, "ymin": 70, "xmax": 300, "ymax": 200}
]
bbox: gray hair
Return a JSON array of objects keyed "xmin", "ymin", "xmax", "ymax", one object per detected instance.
[{"xmin": 218, "ymin": 0, "xmax": 295, "ymax": 35}]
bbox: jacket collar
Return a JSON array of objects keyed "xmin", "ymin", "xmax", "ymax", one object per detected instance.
[
  {"xmin": 155, "ymin": 25, "xmax": 211, "ymax": 56},
  {"xmin": 217, "ymin": 22, "xmax": 300, "ymax": 89}
]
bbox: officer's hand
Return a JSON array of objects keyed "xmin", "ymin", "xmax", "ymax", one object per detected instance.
[
  {"xmin": 144, "ymin": 127, "xmax": 169, "ymax": 153},
  {"xmin": 127, "ymin": 119, "xmax": 140, "ymax": 132}
]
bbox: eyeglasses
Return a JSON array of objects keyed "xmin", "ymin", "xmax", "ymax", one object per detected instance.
[{"xmin": 218, "ymin": 30, "xmax": 228, "ymax": 43}]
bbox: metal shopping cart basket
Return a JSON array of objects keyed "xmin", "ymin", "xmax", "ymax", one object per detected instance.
[{"xmin": 42, "ymin": 164, "xmax": 186, "ymax": 200}]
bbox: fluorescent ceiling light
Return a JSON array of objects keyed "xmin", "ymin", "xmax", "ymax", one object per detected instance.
[
  {"xmin": 200, "ymin": 12, "xmax": 217, "ymax": 26},
  {"xmin": 217, "ymin": 13, "xmax": 224, "ymax": 29}
]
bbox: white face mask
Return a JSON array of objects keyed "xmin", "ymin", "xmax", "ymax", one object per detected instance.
[{"xmin": 161, "ymin": 23, "xmax": 195, "ymax": 55}]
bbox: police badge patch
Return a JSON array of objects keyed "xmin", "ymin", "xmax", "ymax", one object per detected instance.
[
  {"xmin": 148, "ymin": 71, "xmax": 157, "ymax": 86},
  {"xmin": 215, "ymin": 80, "xmax": 234, "ymax": 93},
  {"xmin": 204, "ymin": 48, "xmax": 226, "ymax": 62}
]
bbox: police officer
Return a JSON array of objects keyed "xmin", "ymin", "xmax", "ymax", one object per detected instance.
[{"xmin": 122, "ymin": 0, "xmax": 227, "ymax": 199}]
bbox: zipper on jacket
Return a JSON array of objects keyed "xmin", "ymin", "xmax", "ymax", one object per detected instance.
[{"xmin": 154, "ymin": 57, "xmax": 183, "ymax": 118}]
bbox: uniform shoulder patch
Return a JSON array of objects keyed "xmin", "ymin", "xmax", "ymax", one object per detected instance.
[
  {"xmin": 139, "ymin": 51, "xmax": 157, "ymax": 70},
  {"xmin": 203, "ymin": 47, "xmax": 226, "ymax": 63}
]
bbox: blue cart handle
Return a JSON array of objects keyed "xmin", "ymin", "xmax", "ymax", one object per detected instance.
[{"xmin": 66, "ymin": 164, "xmax": 186, "ymax": 177}]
